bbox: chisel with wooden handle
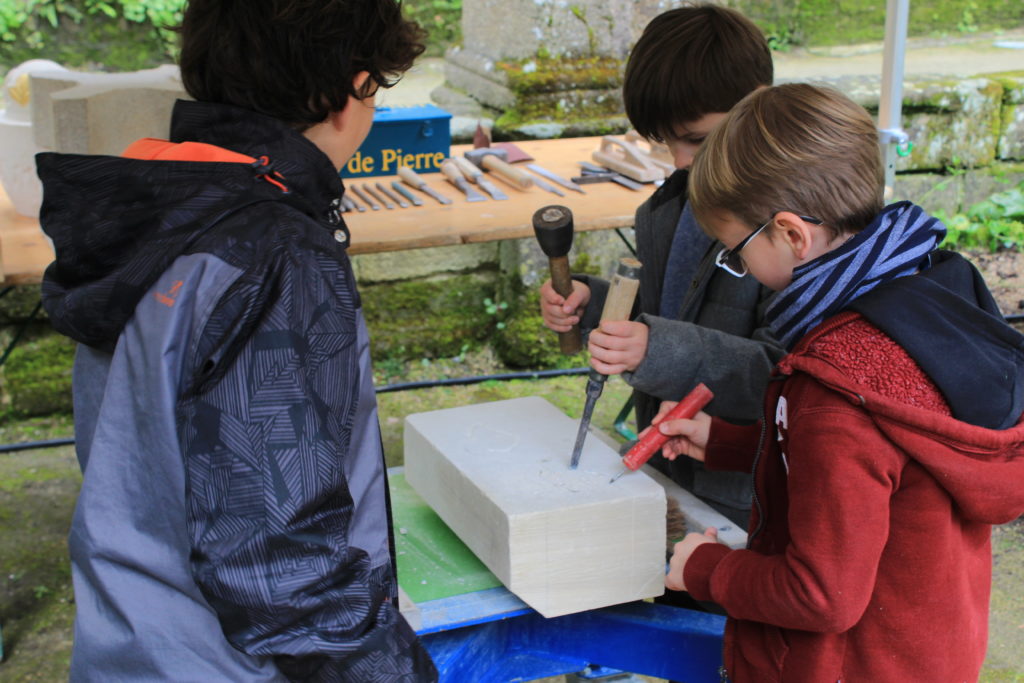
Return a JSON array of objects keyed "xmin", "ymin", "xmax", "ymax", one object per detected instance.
[
  {"xmin": 569, "ymin": 256, "xmax": 642, "ymax": 469},
  {"xmin": 397, "ymin": 166, "xmax": 452, "ymax": 205}
]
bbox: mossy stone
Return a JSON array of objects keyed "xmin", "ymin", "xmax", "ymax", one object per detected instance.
[
  {"xmin": 360, "ymin": 272, "xmax": 500, "ymax": 363},
  {"xmin": 0, "ymin": 330, "xmax": 75, "ymax": 420}
]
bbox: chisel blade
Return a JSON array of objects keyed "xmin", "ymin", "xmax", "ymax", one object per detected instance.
[
  {"xmin": 477, "ymin": 178, "xmax": 509, "ymax": 200},
  {"xmin": 391, "ymin": 181, "xmax": 423, "ymax": 206},
  {"xmin": 569, "ymin": 370, "xmax": 607, "ymax": 469},
  {"xmin": 451, "ymin": 178, "xmax": 487, "ymax": 202},
  {"xmin": 527, "ymin": 163, "xmax": 586, "ymax": 193}
]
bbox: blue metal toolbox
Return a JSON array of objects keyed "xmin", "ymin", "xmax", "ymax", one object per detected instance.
[{"xmin": 340, "ymin": 104, "xmax": 451, "ymax": 179}]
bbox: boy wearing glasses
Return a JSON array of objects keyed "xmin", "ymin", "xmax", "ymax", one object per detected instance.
[
  {"xmin": 540, "ymin": 4, "xmax": 784, "ymax": 527},
  {"xmin": 657, "ymin": 83, "xmax": 1024, "ymax": 681}
]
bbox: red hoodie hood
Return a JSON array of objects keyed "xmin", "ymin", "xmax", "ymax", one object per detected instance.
[{"xmin": 777, "ymin": 311, "xmax": 1024, "ymax": 526}]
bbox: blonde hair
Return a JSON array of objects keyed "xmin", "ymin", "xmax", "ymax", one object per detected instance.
[{"xmin": 689, "ymin": 83, "xmax": 884, "ymax": 240}]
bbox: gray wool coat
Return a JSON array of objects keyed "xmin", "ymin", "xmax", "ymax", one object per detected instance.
[{"xmin": 577, "ymin": 169, "xmax": 784, "ymax": 519}]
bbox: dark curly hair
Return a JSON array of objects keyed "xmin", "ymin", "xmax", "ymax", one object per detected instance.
[{"xmin": 178, "ymin": 0, "xmax": 425, "ymax": 130}]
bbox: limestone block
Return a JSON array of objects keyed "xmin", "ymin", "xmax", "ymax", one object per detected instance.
[
  {"xmin": 404, "ymin": 396, "xmax": 666, "ymax": 618},
  {"xmin": 0, "ymin": 60, "xmax": 68, "ymax": 217},
  {"xmin": 31, "ymin": 64, "xmax": 188, "ymax": 156}
]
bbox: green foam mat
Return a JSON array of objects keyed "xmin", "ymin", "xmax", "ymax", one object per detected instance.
[{"xmin": 389, "ymin": 472, "xmax": 501, "ymax": 603}]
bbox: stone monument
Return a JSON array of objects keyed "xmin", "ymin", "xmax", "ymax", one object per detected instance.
[{"xmin": 433, "ymin": 0, "xmax": 684, "ymax": 139}]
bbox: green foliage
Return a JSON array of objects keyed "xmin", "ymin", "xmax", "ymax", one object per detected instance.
[
  {"xmin": 0, "ymin": 0, "xmax": 459, "ymax": 69},
  {"xmin": 402, "ymin": 0, "xmax": 461, "ymax": 57},
  {"xmin": 0, "ymin": 0, "xmax": 182, "ymax": 70},
  {"xmin": 939, "ymin": 181, "xmax": 1024, "ymax": 252}
]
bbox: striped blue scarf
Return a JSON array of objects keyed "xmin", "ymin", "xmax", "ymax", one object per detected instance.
[{"xmin": 765, "ymin": 201, "xmax": 946, "ymax": 349}]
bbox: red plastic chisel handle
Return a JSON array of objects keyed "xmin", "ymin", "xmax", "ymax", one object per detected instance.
[{"xmin": 621, "ymin": 383, "xmax": 714, "ymax": 471}]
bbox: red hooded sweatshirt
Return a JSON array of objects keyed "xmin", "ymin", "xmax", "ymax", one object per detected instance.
[{"xmin": 683, "ymin": 304, "xmax": 1024, "ymax": 682}]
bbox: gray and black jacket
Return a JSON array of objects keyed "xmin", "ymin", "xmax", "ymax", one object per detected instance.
[
  {"xmin": 577, "ymin": 169, "xmax": 784, "ymax": 519},
  {"xmin": 38, "ymin": 100, "xmax": 436, "ymax": 682}
]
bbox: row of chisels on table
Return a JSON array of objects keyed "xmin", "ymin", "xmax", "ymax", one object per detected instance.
[{"xmin": 339, "ymin": 155, "xmax": 652, "ymax": 212}]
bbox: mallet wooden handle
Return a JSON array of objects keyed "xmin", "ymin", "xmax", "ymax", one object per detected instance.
[
  {"xmin": 549, "ymin": 255, "xmax": 581, "ymax": 354},
  {"xmin": 480, "ymin": 154, "xmax": 534, "ymax": 190},
  {"xmin": 532, "ymin": 205, "xmax": 582, "ymax": 354}
]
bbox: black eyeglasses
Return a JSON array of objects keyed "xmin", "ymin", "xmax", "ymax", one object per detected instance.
[{"xmin": 715, "ymin": 214, "xmax": 823, "ymax": 277}]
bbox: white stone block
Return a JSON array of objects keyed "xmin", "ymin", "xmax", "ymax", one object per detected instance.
[
  {"xmin": 31, "ymin": 64, "xmax": 187, "ymax": 156},
  {"xmin": 404, "ymin": 396, "xmax": 666, "ymax": 618}
]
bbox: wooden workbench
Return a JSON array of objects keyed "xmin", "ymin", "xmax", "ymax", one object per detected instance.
[{"xmin": 0, "ymin": 136, "xmax": 655, "ymax": 285}]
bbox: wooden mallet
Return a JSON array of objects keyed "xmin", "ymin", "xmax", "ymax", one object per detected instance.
[{"xmin": 532, "ymin": 205, "xmax": 582, "ymax": 354}]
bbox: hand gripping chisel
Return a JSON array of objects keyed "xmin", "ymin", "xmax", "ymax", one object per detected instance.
[
  {"xmin": 609, "ymin": 383, "xmax": 714, "ymax": 483},
  {"xmin": 569, "ymin": 257, "xmax": 642, "ymax": 469}
]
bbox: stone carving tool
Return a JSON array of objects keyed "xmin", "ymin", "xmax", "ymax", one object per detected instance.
[
  {"xmin": 463, "ymin": 147, "xmax": 535, "ymax": 190},
  {"xmin": 591, "ymin": 135, "xmax": 666, "ymax": 182},
  {"xmin": 351, "ymin": 184, "xmax": 380, "ymax": 210},
  {"xmin": 569, "ymin": 256, "xmax": 642, "ymax": 469},
  {"xmin": 440, "ymin": 159, "xmax": 487, "ymax": 202},
  {"xmin": 452, "ymin": 156, "xmax": 509, "ymax": 200},
  {"xmin": 376, "ymin": 181, "xmax": 409, "ymax": 208},
  {"xmin": 363, "ymin": 183, "xmax": 393, "ymax": 209},
  {"xmin": 574, "ymin": 162, "xmax": 645, "ymax": 191},
  {"xmin": 609, "ymin": 383, "xmax": 714, "ymax": 484},
  {"xmin": 529, "ymin": 173, "xmax": 565, "ymax": 197},
  {"xmin": 397, "ymin": 165, "xmax": 452, "ymax": 205},
  {"xmin": 341, "ymin": 195, "xmax": 364, "ymax": 212},
  {"xmin": 532, "ymin": 205, "xmax": 582, "ymax": 355},
  {"xmin": 390, "ymin": 180, "xmax": 423, "ymax": 207},
  {"xmin": 527, "ymin": 163, "xmax": 586, "ymax": 194}
]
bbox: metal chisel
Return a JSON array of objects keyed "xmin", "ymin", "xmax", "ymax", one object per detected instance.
[
  {"xmin": 440, "ymin": 159, "xmax": 487, "ymax": 202},
  {"xmin": 376, "ymin": 182, "xmax": 409, "ymax": 208},
  {"xmin": 529, "ymin": 174, "xmax": 565, "ymax": 197},
  {"xmin": 391, "ymin": 181, "xmax": 423, "ymax": 207},
  {"xmin": 453, "ymin": 156, "xmax": 508, "ymax": 200},
  {"xmin": 569, "ymin": 257, "xmax": 642, "ymax": 469},
  {"xmin": 363, "ymin": 183, "xmax": 393, "ymax": 209},
  {"xmin": 351, "ymin": 184, "xmax": 380, "ymax": 210},
  {"xmin": 397, "ymin": 166, "xmax": 453, "ymax": 205},
  {"xmin": 527, "ymin": 163, "xmax": 586, "ymax": 194}
]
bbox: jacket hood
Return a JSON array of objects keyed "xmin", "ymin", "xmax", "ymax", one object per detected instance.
[
  {"xmin": 777, "ymin": 253, "xmax": 1024, "ymax": 524},
  {"xmin": 37, "ymin": 99, "xmax": 347, "ymax": 350}
]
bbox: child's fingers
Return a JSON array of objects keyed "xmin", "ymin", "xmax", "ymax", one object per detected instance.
[
  {"xmin": 562, "ymin": 284, "xmax": 590, "ymax": 314},
  {"xmin": 652, "ymin": 400, "xmax": 679, "ymax": 425},
  {"xmin": 589, "ymin": 356, "xmax": 628, "ymax": 376}
]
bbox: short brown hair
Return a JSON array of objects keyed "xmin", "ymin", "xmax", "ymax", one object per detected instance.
[
  {"xmin": 178, "ymin": 0, "xmax": 425, "ymax": 130},
  {"xmin": 689, "ymin": 83, "xmax": 884, "ymax": 239},
  {"xmin": 623, "ymin": 5, "xmax": 773, "ymax": 142}
]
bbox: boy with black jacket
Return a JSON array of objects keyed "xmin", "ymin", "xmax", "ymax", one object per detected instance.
[
  {"xmin": 659, "ymin": 83, "xmax": 1024, "ymax": 681},
  {"xmin": 540, "ymin": 5, "xmax": 783, "ymax": 527},
  {"xmin": 37, "ymin": 1, "xmax": 436, "ymax": 680}
]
